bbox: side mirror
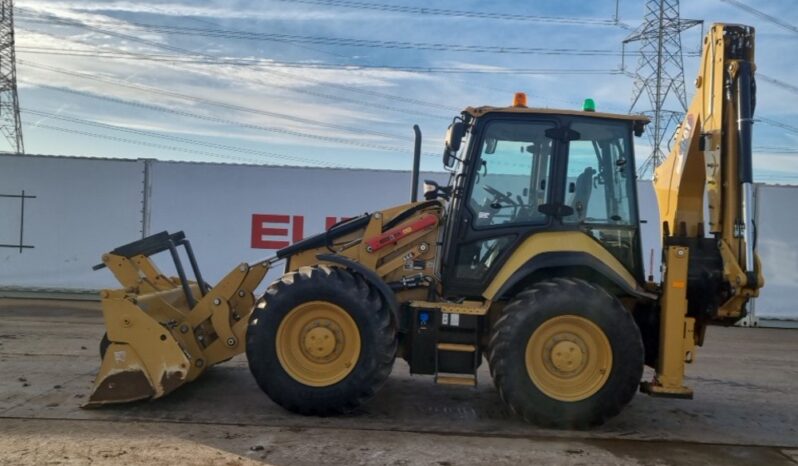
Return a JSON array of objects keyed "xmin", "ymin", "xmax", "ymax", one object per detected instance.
[
  {"xmin": 423, "ymin": 180, "xmax": 440, "ymax": 200},
  {"xmin": 443, "ymin": 122, "xmax": 466, "ymax": 168},
  {"xmin": 633, "ymin": 120, "xmax": 646, "ymax": 137},
  {"xmin": 423, "ymin": 179, "xmax": 452, "ymax": 201}
]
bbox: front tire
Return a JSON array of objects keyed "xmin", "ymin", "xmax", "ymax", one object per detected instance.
[
  {"xmin": 488, "ymin": 278, "xmax": 644, "ymax": 429},
  {"xmin": 246, "ymin": 265, "xmax": 396, "ymax": 415}
]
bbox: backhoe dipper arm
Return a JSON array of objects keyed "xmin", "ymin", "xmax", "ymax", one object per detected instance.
[
  {"xmin": 654, "ymin": 23, "xmax": 763, "ymax": 320},
  {"xmin": 643, "ymin": 24, "xmax": 763, "ymax": 398}
]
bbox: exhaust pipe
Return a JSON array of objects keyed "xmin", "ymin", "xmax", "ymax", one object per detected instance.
[{"xmin": 411, "ymin": 124, "xmax": 422, "ymax": 202}]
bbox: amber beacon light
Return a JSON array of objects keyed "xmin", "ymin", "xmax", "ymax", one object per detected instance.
[{"xmin": 512, "ymin": 92, "xmax": 527, "ymax": 107}]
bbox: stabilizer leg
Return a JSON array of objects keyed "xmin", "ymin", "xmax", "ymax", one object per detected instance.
[{"xmin": 640, "ymin": 246, "xmax": 695, "ymax": 399}]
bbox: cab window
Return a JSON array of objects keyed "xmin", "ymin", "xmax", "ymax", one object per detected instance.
[
  {"xmin": 564, "ymin": 120, "xmax": 634, "ymax": 225},
  {"xmin": 563, "ymin": 119, "xmax": 639, "ymax": 275},
  {"xmin": 468, "ymin": 120, "xmax": 555, "ymax": 228}
]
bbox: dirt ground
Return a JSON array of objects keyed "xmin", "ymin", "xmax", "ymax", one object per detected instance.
[{"xmin": 1, "ymin": 299, "xmax": 797, "ymax": 465}]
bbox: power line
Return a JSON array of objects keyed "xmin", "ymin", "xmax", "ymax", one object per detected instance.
[
  {"xmin": 22, "ymin": 108, "xmax": 343, "ymax": 167},
  {"xmin": 16, "ymin": 46, "xmax": 624, "ymax": 75},
  {"xmin": 15, "ymin": 43, "xmax": 453, "ymax": 118},
  {"xmin": 16, "ymin": 11, "xmax": 199, "ymax": 57},
  {"xmin": 758, "ymin": 117, "xmax": 798, "ymax": 135},
  {"xmin": 21, "ymin": 17, "xmax": 630, "ymax": 56},
  {"xmin": 754, "ymin": 146, "xmax": 798, "ymax": 154},
  {"xmin": 15, "ymin": 12, "xmax": 623, "ymax": 75},
  {"xmin": 17, "ymin": 9, "xmax": 623, "ymax": 126},
  {"xmin": 759, "ymin": 73, "xmax": 798, "ymax": 96},
  {"xmin": 26, "ymin": 82, "xmax": 429, "ymax": 155},
  {"xmin": 16, "ymin": 7, "xmax": 640, "ymax": 164},
  {"xmin": 29, "ymin": 124, "xmax": 320, "ymax": 165},
  {"xmin": 720, "ymin": 0, "xmax": 798, "ymax": 35},
  {"xmin": 257, "ymin": 66, "xmax": 457, "ymax": 113},
  {"xmin": 275, "ymin": 0, "xmax": 622, "ymax": 26},
  {"xmin": 17, "ymin": 60, "xmax": 410, "ymax": 141},
  {"xmin": 109, "ymin": 19, "xmax": 700, "ymax": 59}
]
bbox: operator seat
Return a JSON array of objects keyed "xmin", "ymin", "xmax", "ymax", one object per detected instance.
[{"xmin": 571, "ymin": 167, "xmax": 596, "ymax": 222}]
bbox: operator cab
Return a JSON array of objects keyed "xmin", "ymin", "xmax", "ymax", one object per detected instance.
[{"xmin": 431, "ymin": 94, "xmax": 650, "ymax": 298}]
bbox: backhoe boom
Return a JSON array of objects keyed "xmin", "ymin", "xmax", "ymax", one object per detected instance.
[{"xmin": 645, "ymin": 24, "xmax": 764, "ymax": 397}]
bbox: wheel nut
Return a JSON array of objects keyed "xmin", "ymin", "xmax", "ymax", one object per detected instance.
[{"xmin": 226, "ymin": 337, "xmax": 237, "ymax": 347}]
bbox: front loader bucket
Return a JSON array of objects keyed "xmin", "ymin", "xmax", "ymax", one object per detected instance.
[{"xmin": 84, "ymin": 231, "xmax": 272, "ymax": 407}]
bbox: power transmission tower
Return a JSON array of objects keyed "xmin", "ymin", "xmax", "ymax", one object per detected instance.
[
  {"xmin": 0, "ymin": 0, "xmax": 23, "ymax": 153},
  {"xmin": 623, "ymin": 0, "xmax": 700, "ymax": 178}
]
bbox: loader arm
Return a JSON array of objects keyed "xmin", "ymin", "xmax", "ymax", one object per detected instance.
[{"xmin": 644, "ymin": 24, "xmax": 764, "ymax": 397}]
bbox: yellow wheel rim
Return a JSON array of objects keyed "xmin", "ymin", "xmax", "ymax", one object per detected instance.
[
  {"xmin": 276, "ymin": 301, "xmax": 361, "ymax": 387},
  {"xmin": 525, "ymin": 315, "xmax": 612, "ymax": 402}
]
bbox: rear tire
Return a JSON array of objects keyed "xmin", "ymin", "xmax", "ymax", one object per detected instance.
[
  {"xmin": 488, "ymin": 278, "xmax": 643, "ymax": 429},
  {"xmin": 246, "ymin": 265, "xmax": 396, "ymax": 415}
]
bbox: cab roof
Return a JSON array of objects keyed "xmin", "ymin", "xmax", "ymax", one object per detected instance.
[{"xmin": 463, "ymin": 105, "xmax": 650, "ymax": 124}]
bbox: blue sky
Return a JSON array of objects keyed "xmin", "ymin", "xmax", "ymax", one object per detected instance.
[{"xmin": 8, "ymin": 0, "xmax": 798, "ymax": 182}]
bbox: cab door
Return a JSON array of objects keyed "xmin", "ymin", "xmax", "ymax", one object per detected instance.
[{"xmin": 441, "ymin": 117, "xmax": 560, "ymax": 298}]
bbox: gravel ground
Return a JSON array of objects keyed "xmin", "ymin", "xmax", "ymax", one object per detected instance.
[{"xmin": 1, "ymin": 299, "xmax": 797, "ymax": 465}]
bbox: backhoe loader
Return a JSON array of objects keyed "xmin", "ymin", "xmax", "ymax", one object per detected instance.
[{"xmin": 87, "ymin": 23, "xmax": 762, "ymax": 428}]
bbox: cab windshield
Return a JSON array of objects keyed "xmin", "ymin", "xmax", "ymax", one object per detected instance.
[{"xmin": 467, "ymin": 120, "xmax": 554, "ymax": 228}]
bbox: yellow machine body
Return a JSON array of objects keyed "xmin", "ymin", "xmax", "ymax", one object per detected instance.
[{"xmin": 86, "ymin": 23, "xmax": 762, "ymax": 428}]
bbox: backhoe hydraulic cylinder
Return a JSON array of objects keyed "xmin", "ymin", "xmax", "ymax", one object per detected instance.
[{"xmin": 736, "ymin": 61, "xmax": 755, "ymax": 275}]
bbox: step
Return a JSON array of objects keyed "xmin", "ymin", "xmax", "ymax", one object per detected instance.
[
  {"xmin": 437, "ymin": 343, "xmax": 477, "ymax": 352},
  {"xmin": 435, "ymin": 374, "xmax": 477, "ymax": 387},
  {"xmin": 409, "ymin": 299, "xmax": 490, "ymax": 315}
]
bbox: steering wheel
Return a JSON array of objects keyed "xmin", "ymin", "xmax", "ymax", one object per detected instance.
[{"xmin": 483, "ymin": 185, "xmax": 516, "ymax": 208}]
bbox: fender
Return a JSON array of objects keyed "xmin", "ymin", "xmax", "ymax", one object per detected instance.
[
  {"xmin": 493, "ymin": 251, "xmax": 656, "ymax": 301},
  {"xmin": 315, "ymin": 253, "xmax": 400, "ymax": 325}
]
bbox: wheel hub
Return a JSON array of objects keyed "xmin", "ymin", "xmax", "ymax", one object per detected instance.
[
  {"xmin": 301, "ymin": 320, "xmax": 343, "ymax": 362},
  {"xmin": 525, "ymin": 315, "xmax": 612, "ymax": 402},
  {"xmin": 547, "ymin": 338, "xmax": 585, "ymax": 375},
  {"xmin": 276, "ymin": 301, "xmax": 361, "ymax": 387}
]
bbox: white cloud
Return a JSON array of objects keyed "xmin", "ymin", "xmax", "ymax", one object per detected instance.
[
  {"xmin": 10, "ymin": 0, "xmax": 798, "ymax": 179},
  {"xmin": 16, "ymin": 0, "xmax": 374, "ymax": 22}
]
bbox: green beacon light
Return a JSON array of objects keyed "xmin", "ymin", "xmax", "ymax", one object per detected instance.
[{"xmin": 583, "ymin": 98, "xmax": 596, "ymax": 112}]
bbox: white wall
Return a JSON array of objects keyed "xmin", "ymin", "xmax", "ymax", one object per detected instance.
[
  {"xmin": 145, "ymin": 160, "xmax": 447, "ymax": 286},
  {"xmin": 752, "ymin": 185, "xmax": 798, "ymax": 324},
  {"xmin": 0, "ymin": 155, "xmax": 145, "ymax": 290},
  {"xmin": 0, "ymin": 154, "xmax": 793, "ymax": 326}
]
